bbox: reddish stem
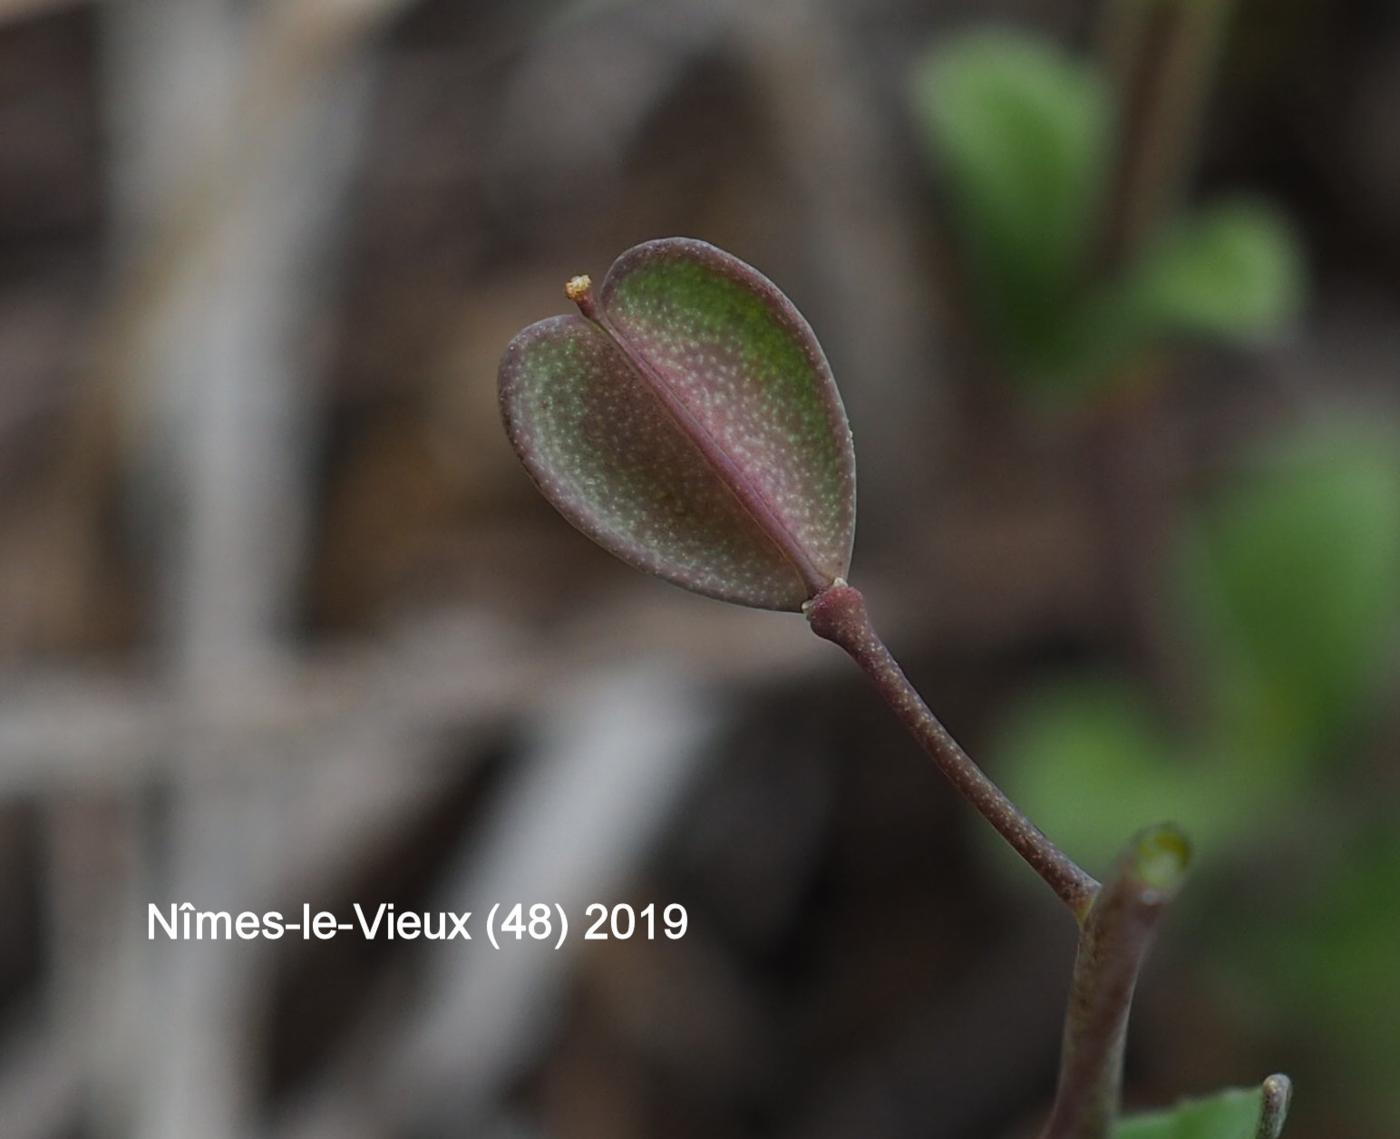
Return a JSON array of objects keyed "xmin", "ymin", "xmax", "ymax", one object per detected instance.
[
  {"xmin": 1041, "ymin": 825, "xmax": 1188, "ymax": 1139},
  {"xmin": 805, "ymin": 580, "xmax": 1100, "ymax": 918}
]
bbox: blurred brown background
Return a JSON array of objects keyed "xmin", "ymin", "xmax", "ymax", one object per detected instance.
[{"xmin": 1, "ymin": 1, "xmax": 1398, "ymax": 1137}]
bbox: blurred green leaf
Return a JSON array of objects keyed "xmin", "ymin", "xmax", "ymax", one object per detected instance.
[
  {"xmin": 910, "ymin": 29, "xmax": 1112, "ymax": 384},
  {"xmin": 999, "ymin": 422, "xmax": 1400, "ymax": 873},
  {"xmin": 1128, "ymin": 201, "xmax": 1304, "ymax": 343},
  {"xmin": 1223, "ymin": 831, "xmax": 1399, "ymax": 1127},
  {"xmin": 1116, "ymin": 1084, "xmax": 1283, "ymax": 1139},
  {"xmin": 911, "ymin": 29, "xmax": 1306, "ymax": 400},
  {"xmin": 1179, "ymin": 423, "xmax": 1400, "ymax": 759},
  {"xmin": 994, "ymin": 679, "xmax": 1253, "ymax": 874}
]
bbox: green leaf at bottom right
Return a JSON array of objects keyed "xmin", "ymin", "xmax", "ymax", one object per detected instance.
[{"xmin": 1117, "ymin": 1079, "xmax": 1290, "ymax": 1139}]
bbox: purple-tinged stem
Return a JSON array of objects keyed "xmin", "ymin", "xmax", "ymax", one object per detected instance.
[
  {"xmin": 1041, "ymin": 825, "xmax": 1190, "ymax": 1139},
  {"xmin": 805, "ymin": 580, "xmax": 1100, "ymax": 918}
]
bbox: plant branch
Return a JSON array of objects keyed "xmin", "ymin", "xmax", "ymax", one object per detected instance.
[
  {"xmin": 805, "ymin": 580, "xmax": 1100, "ymax": 918},
  {"xmin": 1041, "ymin": 824, "xmax": 1191, "ymax": 1139},
  {"xmin": 1097, "ymin": 0, "xmax": 1237, "ymax": 270}
]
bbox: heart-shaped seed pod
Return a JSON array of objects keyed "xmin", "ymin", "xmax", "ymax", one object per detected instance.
[{"xmin": 499, "ymin": 238, "xmax": 856, "ymax": 611}]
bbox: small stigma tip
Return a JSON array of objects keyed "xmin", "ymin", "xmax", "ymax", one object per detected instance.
[{"xmin": 564, "ymin": 275, "xmax": 592, "ymax": 302}]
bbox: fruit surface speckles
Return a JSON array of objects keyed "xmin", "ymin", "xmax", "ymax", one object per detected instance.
[{"xmin": 498, "ymin": 239, "xmax": 857, "ymax": 611}]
